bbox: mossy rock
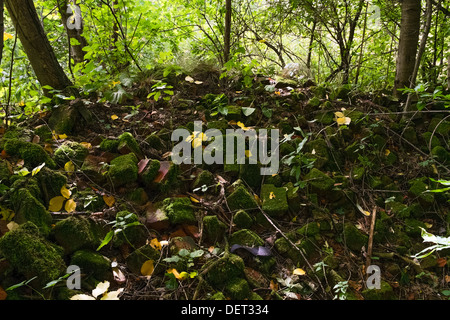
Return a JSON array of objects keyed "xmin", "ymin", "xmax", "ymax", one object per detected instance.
[
  {"xmin": 386, "ymin": 201, "xmax": 410, "ymax": 219},
  {"xmin": 428, "ymin": 117, "xmax": 450, "ymax": 136},
  {"xmin": 70, "ymin": 250, "xmax": 111, "ymax": 281},
  {"xmin": 362, "ymin": 281, "xmax": 394, "ymax": 300},
  {"xmin": 0, "ymin": 222, "xmax": 66, "ymax": 288},
  {"xmin": 193, "ymin": 170, "xmax": 215, "ymax": 190},
  {"xmin": 36, "ymin": 167, "xmax": 68, "ymax": 201},
  {"xmin": 229, "ymin": 229, "xmax": 264, "ymax": 247},
  {"xmin": 227, "ymin": 185, "xmax": 258, "ymax": 212},
  {"xmin": 408, "ymin": 179, "xmax": 434, "ymax": 205},
  {"xmin": 209, "ymin": 292, "xmax": 227, "ymax": 300},
  {"xmin": 260, "ymin": 184, "xmax": 289, "ymax": 217},
  {"xmin": 431, "ymin": 146, "xmax": 449, "ymax": 163},
  {"xmin": 126, "ymin": 187, "xmax": 149, "ymax": 205},
  {"xmin": 140, "ymin": 159, "xmax": 161, "ymax": 188},
  {"xmin": 206, "ymin": 254, "xmax": 245, "ymax": 287},
  {"xmin": 4, "ymin": 139, "xmax": 56, "ymax": 169},
  {"xmin": 107, "ymin": 153, "xmax": 139, "ymax": 187},
  {"xmin": 274, "ymin": 236, "xmax": 318, "ymax": 265},
  {"xmin": 203, "ymin": 215, "xmax": 226, "ymax": 243},
  {"xmin": 99, "ymin": 139, "xmax": 120, "ymax": 153},
  {"xmin": 307, "ymin": 96, "xmax": 321, "ymax": 108},
  {"xmin": 404, "ymin": 218, "xmax": 426, "ymax": 238},
  {"xmin": 225, "ymin": 277, "xmax": 251, "ymax": 300},
  {"xmin": 117, "ymin": 132, "xmax": 142, "ymax": 157},
  {"xmin": 305, "ymin": 168, "xmax": 335, "ymax": 192},
  {"xmin": 285, "ymin": 182, "xmax": 301, "ymax": 212},
  {"xmin": 233, "ymin": 210, "xmax": 253, "ymax": 229},
  {"xmin": 421, "ymin": 132, "xmax": 441, "ymax": 150},
  {"xmin": 52, "ymin": 216, "xmax": 102, "ymax": 254},
  {"xmin": 0, "ymin": 159, "xmax": 12, "ymax": 183},
  {"xmin": 34, "ymin": 125, "xmax": 53, "ymax": 142},
  {"xmin": 296, "ymin": 222, "xmax": 321, "ymax": 237},
  {"xmin": 239, "ymin": 163, "xmax": 262, "ymax": 189},
  {"xmin": 162, "ymin": 197, "xmax": 196, "ymax": 225},
  {"xmin": 48, "ymin": 105, "xmax": 78, "ymax": 135},
  {"xmin": 145, "ymin": 133, "xmax": 165, "ymax": 150},
  {"xmin": 225, "ymin": 105, "xmax": 242, "ymax": 121},
  {"xmin": 207, "ymin": 119, "xmax": 229, "ymax": 133},
  {"xmin": 113, "ymin": 211, "xmax": 148, "ymax": 247},
  {"xmin": 125, "ymin": 244, "xmax": 162, "ymax": 275},
  {"xmin": 10, "ymin": 188, "xmax": 52, "ymax": 236},
  {"xmin": 53, "ymin": 141, "xmax": 89, "ymax": 167},
  {"xmin": 343, "ymin": 223, "xmax": 368, "ymax": 252},
  {"xmin": 314, "ymin": 111, "xmax": 334, "ymax": 125}
]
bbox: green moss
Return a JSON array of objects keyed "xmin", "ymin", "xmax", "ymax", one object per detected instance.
[
  {"xmin": 10, "ymin": 188, "xmax": 52, "ymax": 236},
  {"xmin": 274, "ymin": 237, "xmax": 317, "ymax": 265},
  {"xmin": 37, "ymin": 167, "xmax": 68, "ymax": 201},
  {"xmin": 239, "ymin": 163, "xmax": 262, "ymax": 188},
  {"xmin": 229, "ymin": 229, "xmax": 264, "ymax": 247},
  {"xmin": 421, "ymin": 132, "xmax": 441, "ymax": 150},
  {"xmin": 118, "ymin": 132, "xmax": 142, "ymax": 157},
  {"xmin": 54, "ymin": 141, "xmax": 89, "ymax": 167},
  {"xmin": 140, "ymin": 159, "xmax": 161, "ymax": 187},
  {"xmin": 34, "ymin": 125, "xmax": 53, "ymax": 142},
  {"xmin": 408, "ymin": 179, "xmax": 434, "ymax": 204},
  {"xmin": 296, "ymin": 222, "xmax": 321, "ymax": 237},
  {"xmin": 225, "ymin": 105, "xmax": 242, "ymax": 121},
  {"xmin": 315, "ymin": 111, "xmax": 334, "ymax": 125},
  {"xmin": 48, "ymin": 105, "xmax": 77, "ymax": 134},
  {"xmin": 0, "ymin": 159, "xmax": 11, "ymax": 183},
  {"xmin": 308, "ymin": 96, "xmax": 321, "ymax": 107},
  {"xmin": 362, "ymin": 281, "xmax": 394, "ymax": 300},
  {"xmin": 225, "ymin": 278, "xmax": 251, "ymax": 300},
  {"xmin": 343, "ymin": 223, "xmax": 368, "ymax": 252},
  {"xmin": 209, "ymin": 292, "xmax": 226, "ymax": 300},
  {"xmin": 206, "ymin": 254, "xmax": 245, "ymax": 287},
  {"xmin": 4, "ymin": 139, "xmax": 56, "ymax": 169},
  {"xmin": 0, "ymin": 222, "xmax": 66, "ymax": 287},
  {"xmin": 386, "ymin": 201, "xmax": 410, "ymax": 219},
  {"xmin": 145, "ymin": 133, "xmax": 164, "ymax": 150},
  {"xmin": 305, "ymin": 168, "xmax": 335, "ymax": 191},
  {"xmin": 428, "ymin": 117, "xmax": 450, "ymax": 136},
  {"xmin": 260, "ymin": 184, "xmax": 289, "ymax": 217},
  {"xmin": 162, "ymin": 197, "xmax": 196, "ymax": 225},
  {"xmin": 99, "ymin": 139, "xmax": 120, "ymax": 153},
  {"xmin": 431, "ymin": 146, "xmax": 449, "ymax": 163},
  {"xmin": 193, "ymin": 170, "xmax": 215, "ymax": 190},
  {"xmin": 52, "ymin": 216, "xmax": 102, "ymax": 254},
  {"xmin": 203, "ymin": 215, "xmax": 226, "ymax": 242},
  {"xmin": 207, "ymin": 119, "xmax": 229, "ymax": 133},
  {"xmin": 125, "ymin": 244, "xmax": 162, "ymax": 275},
  {"xmin": 227, "ymin": 186, "xmax": 258, "ymax": 212},
  {"xmin": 70, "ymin": 250, "xmax": 111, "ymax": 281},
  {"xmin": 126, "ymin": 188, "xmax": 149, "ymax": 205},
  {"xmin": 233, "ymin": 210, "xmax": 253, "ymax": 229},
  {"xmin": 404, "ymin": 218, "xmax": 426, "ymax": 238},
  {"xmin": 108, "ymin": 153, "xmax": 139, "ymax": 187}
]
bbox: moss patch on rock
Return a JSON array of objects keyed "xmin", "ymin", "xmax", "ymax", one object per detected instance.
[
  {"xmin": 260, "ymin": 184, "xmax": 289, "ymax": 217},
  {"xmin": 108, "ymin": 153, "xmax": 139, "ymax": 187},
  {"xmin": 162, "ymin": 197, "xmax": 196, "ymax": 225}
]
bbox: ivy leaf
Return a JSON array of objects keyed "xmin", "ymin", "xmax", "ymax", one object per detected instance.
[
  {"xmin": 141, "ymin": 260, "xmax": 155, "ymax": 276},
  {"xmin": 64, "ymin": 198, "xmax": 77, "ymax": 213},
  {"xmin": 61, "ymin": 185, "xmax": 71, "ymax": 199}
]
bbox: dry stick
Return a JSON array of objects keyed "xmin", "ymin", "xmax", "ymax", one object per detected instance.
[{"xmin": 365, "ymin": 207, "xmax": 377, "ymax": 270}]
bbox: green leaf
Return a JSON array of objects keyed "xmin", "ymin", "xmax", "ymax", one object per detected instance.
[
  {"xmin": 97, "ymin": 230, "xmax": 114, "ymax": 251},
  {"xmin": 242, "ymin": 107, "xmax": 255, "ymax": 116}
]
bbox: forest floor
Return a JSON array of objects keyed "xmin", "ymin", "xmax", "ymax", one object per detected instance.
[{"xmin": 0, "ymin": 65, "xmax": 449, "ymax": 300}]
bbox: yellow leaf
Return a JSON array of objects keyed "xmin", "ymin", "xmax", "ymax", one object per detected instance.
[
  {"xmin": 237, "ymin": 121, "xmax": 249, "ymax": 131},
  {"xmin": 3, "ymin": 32, "xmax": 13, "ymax": 41},
  {"xmin": 334, "ymin": 111, "xmax": 345, "ymax": 118},
  {"xmin": 64, "ymin": 161, "xmax": 75, "ymax": 174},
  {"xmin": 7, "ymin": 221, "xmax": 20, "ymax": 231},
  {"xmin": 65, "ymin": 198, "xmax": 77, "ymax": 213},
  {"xmin": 61, "ymin": 185, "xmax": 72, "ymax": 199},
  {"xmin": 149, "ymin": 238, "xmax": 162, "ymax": 250},
  {"xmin": 0, "ymin": 206, "xmax": 15, "ymax": 221},
  {"xmin": 269, "ymin": 191, "xmax": 276, "ymax": 199},
  {"xmin": 58, "ymin": 134, "xmax": 68, "ymax": 140},
  {"xmin": 49, "ymin": 196, "xmax": 65, "ymax": 212},
  {"xmin": 31, "ymin": 163, "xmax": 45, "ymax": 176},
  {"xmin": 100, "ymin": 288, "xmax": 123, "ymax": 300},
  {"xmin": 293, "ymin": 268, "xmax": 306, "ymax": 276},
  {"xmin": 384, "ymin": 149, "xmax": 391, "ymax": 156},
  {"xmin": 178, "ymin": 271, "xmax": 189, "ymax": 280},
  {"xmin": 245, "ymin": 150, "xmax": 252, "ymax": 158},
  {"xmin": 111, "ymin": 114, "xmax": 119, "ymax": 120},
  {"xmin": 190, "ymin": 196, "xmax": 200, "ymax": 203},
  {"xmin": 228, "ymin": 120, "xmax": 237, "ymax": 125},
  {"xmin": 44, "ymin": 143, "xmax": 54, "ymax": 154},
  {"xmin": 80, "ymin": 142, "xmax": 92, "ymax": 149},
  {"xmin": 336, "ymin": 117, "xmax": 347, "ymax": 125},
  {"xmin": 141, "ymin": 260, "xmax": 155, "ymax": 276},
  {"xmin": 92, "ymin": 281, "xmax": 110, "ymax": 298},
  {"xmin": 103, "ymin": 195, "xmax": 115, "ymax": 207},
  {"xmin": 258, "ymin": 39, "xmax": 267, "ymax": 43},
  {"xmin": 167, "ymin": 268, "xmax": 181, "ymax": 279}
]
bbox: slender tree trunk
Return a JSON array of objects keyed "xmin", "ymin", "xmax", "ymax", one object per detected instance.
[
  {"xmin": 223, "ymin": 0, "xmax": 232, "ymax": 64},
  {"xmin": 56, "ymin": 0, "xmax": 88, "ymax": 65},
  {"xmin": 394, "ymin": 0, "xmax": 421, "ymax": 98},
  {"xmin": 0, "ymin": 0, "xmax": 4, "ymax": 66},
  {"xmin": 5, "ymin": 0, "xmax": 75, "ymax": 95}
]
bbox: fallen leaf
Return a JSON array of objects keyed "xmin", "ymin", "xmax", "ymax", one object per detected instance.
[
  {"xmin": 65, "ymin": 198, "xmax": 77, "ymax": 213},
  {"xmin": 269, "ymin": 191, "xmax": 276, "ymax": 199},
  {"xmin": 111, "ymin": 114, "xmax": 119, "ymax": 120},
  {"xmin": 80, "ymin": 142, "xmax": 92, "ymax": 149},
  {"xmin": 270, "ymin": 280, "xmax": 278, "ymax": 291},
  {"xmin": 6, "ymin": 221, "xmax": 19, "ymax": 231},
  {"xmin": 100, "ymin": 288, "xmax": 123, "ymax": 300},
  {"xmin": 437, "ymin": 258, "xmax": 447, "ymax": 267},
  {"xmin": 293, "ymin": 268, "xmax": 306, "ymax": 276},
  {"xmin": 149, "ymin": 238, "xmax": 162, "ymax": 250},
  {"xmin": 137, "ymin": 158, "xmax": 150, "ymax": 174},
  {"xmin": 141, "ymin": 260, "xmax": 155, "ymax": 276},
  {"xmin": 190, "ymin": 196, "xmax": 200, "ymax": 203},
  {"xmin": 92, "ymin": 281, "xmax": 110, "ymax": 298},
  {"xmin": 49, "ymin": 196, "xmax": 65, "ymax": 212},
  {"xmin": 0, "ymin": 286, "xmax": 7, "ymax": 300},
  {"xmin": 245, "ymin": 150, "xmax": 252, "ymax": 158},
  {"xmin": 60, "ymin": 185, "xmax": 71, "ymax": 199},
  {"xmin": 64, "ymin": 161, "xmax": 75, "ymax": 174},
  {"xmin": 58, "ymin": 133, "xmax": 68, "ymax": 140},
  {"xmin": 70, "ymin": 294, "xmax": 96, "ymax": 300},
  {"xmin": 103, "ymin": 195, "xmax": 115, "ymax": 207},
  {"xmin": 153, "ymin": 161, "xmax": 171, "ymax": 183},
  {"xmin": 237, "ymin": 121, "xmax": 249, "ymax": 131},
  {"xmin": 44, "ymin": 143, "xmax": 54, "ymax": 154},
  {"xmin": 3, "ymin": 32, "xmax": 13, "ymax": 41},
  {"xmin": 185, "ymin": 76, "xmax": 194, "ymax": 83}
]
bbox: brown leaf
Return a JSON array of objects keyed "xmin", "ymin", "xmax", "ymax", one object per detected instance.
[
  {"xmin": 0, "ymin": 286, "xmax": 7, "ymax": 301},
  {"xmin": 183, "ymin": 224, "xmax": 200, "ymax": 239},
  {"xmin": 153, "ymin": 161, "xmax": 170, "ymax": 183},
  {"xmin": 103, "ymin": 195, "xmax": 116, "ymax": 208},
  {"xmin": 437, "ymin": 258, "xmax": 447, "ymax": 267}
]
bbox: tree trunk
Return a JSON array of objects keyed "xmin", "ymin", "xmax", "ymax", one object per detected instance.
[
  {"xmin": 394, "ymin": 0, "xmax": 421, "ymax": 98},
  {"xmin": 0, "ymin": 0, "xmax": 4, "ymax": 66},
  {"xmin": 56, "ymin": 0, "xmax": 88, "ymax": 65},
  {"xmin": 5, "ymin": 0, "xmax": 75, "ymax": 95},
  {"xmin": 223, "ymin": 0, "xmax": 232, "ymax": 64}
]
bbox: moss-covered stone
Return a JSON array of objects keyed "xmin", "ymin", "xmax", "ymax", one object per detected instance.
[
  {"xmin": 113, "ymin": 211, "xmax": 147, "ymax": 247},
  {"xmin": 162, "ymin": 197, "xmax": 196, "ymax": 225},
  {"xmin": 206, "ymin": 254, "xmax": 245, "ymax": 287},
  {"xmin": 225, "ymin": 277, "xmax": 251, "ymax": 300},
  {"xmin": 0, "ymin": 222, "xmax": 66, "ymax": 287},
  {"xmin": 52, "ymin": 216, "xmax": 102, "ymax": 254},
  {"xmin": 70, "ymin": 250, "xmax": 111, "ymax": 281},
  {"xmin": 260, "ymin": 184, "xmax": 289, "ymax": 217},
  {"xmin": 108, "ymin": 153, "xmax": 139, "ymax": 187},
  {"xmin": 125, "ymin": 244, "xmax": 162, "ymax": 275},
  {"xmin": 209, "ymin": 292, "xmax": 226, "ymax": 300},
  {"xmin": 305, "ymin": 168, "xmax": 335, "ymax": 191},
  {"xmin": 4, "ymin": 139, "xmax": 56, "ymax": 169},
  {"xmin": 10, "ymin": 188, "xmax": 52, "ymax": 236},
  {"xmin": 193, "ymin": 170, "xmax": 215, "ymax": 190},
  {"xmin": 227, "ymin": 185, "xmax": 258, "ymax": 212},
  {"xmin": 145, "ymin": 133, "xmax": 165, "ymax": 150},
  {"xmin": 296, "ymin": 222, "xmax": 321, "ymax": 237},
  {"xmin": 48, "ymin": 105, "xmax": 77, "ymax": 135},
  {"xmin": 408, "ymin": 179, "xmax": 434, "ymax": 205},
  {"xmin": 431, "ymin": 146, "xmax": 449, "ymax": 163},
  {"xmin": 203, "ymin": 215, "xmax": 226, "ymax": 243},
  {"xmin": 0, "ymin": 159, "xmax": 12, "ymax": 183},
  {"xmin": 229, "ymin": 229, "xmax": 264, "ymax": 247},
  {"xmin": 126, "ymin": 187, "xmax": 149, "ymax": 205},
  {"xmin": 362, "ymin": 280, "xmax": 394, "ymax": 300},
  {"xmin": 386, "ymin": 201, "xmax": 410, "ymax": 219},
  {"xmin": 308, "ymin": 96, "xmax": 321, "ymax": 107},
  {"xmin": 140, "ymin": 159, "xmax": 161, "ymax": 188},
  {"xmin": 36, "ymin": 167, "xmax": 68, "ymax": 201},
  {"xmin": 117, "ymin": 132, "xmax": 142, "ymax": 157},
  {"xmin": 54, "ymin": 141, "xmax": 89, "ymax": 167},
  {"xmin": 225, "ymin": 105, "xmax": 242, "ymax": 121},
  {"xmin": 421, "ymin": 132, "xmax": 441, "ymax": 150},
  {"xmin": 274, "ymin": 236, "xmax": 317, "ymax": 265},
  {"xmin": 343, "ymin": 223, "xmax": 368, "ymax": 252},
  {"xmin": 428, "ymin": 117, "xmax": 450, "ymax": 136},
  {"xmin": 233, "ymin": 210, "xmax": 253, "ymax": 229},
  {"xmin": 404, "ymin": 218, "xmax": 426, "ymax": 238},
  {"xmin": 239, "ymin": 163, "xmax": 262, "ymax": 189},
  {"xmin": 99, "ymin": 139, "xmax": 120, "ymax": 153}
]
